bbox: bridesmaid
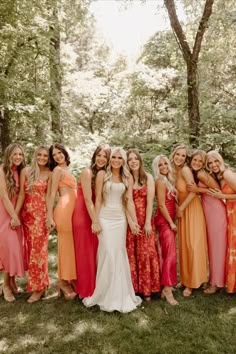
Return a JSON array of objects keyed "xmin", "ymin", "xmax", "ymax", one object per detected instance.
[
  {"xmin": 126, "ymin": 149, "xmax": 160, "ymax": 301},
  {"xmin": 188, "ymin": 150, "xmax": 227, "ymax": 294},
  {"xmin": 72, "ymin": 144, "xmax": 110, "ymax": 298},
  {"xmin": 47, "ymin": 143, "xmax": 77, "ymax": 300},
  {"xmin": 171, "ymin": 144, "xmax": 208, "ymax": 296},
  {"xmin": 152, "ymin": 155, "xmax": 178, "ymax": 305},
  {"xmin": 0, "ymin": 143, "xmax": 25, "ymax": 302},
  {"xmin": 206, "ymin": 151, "xmax": 236, "ymax": 293},
  {"xmin": 15, "ymin": 145, "xmax": 51, "ymax": 302}
]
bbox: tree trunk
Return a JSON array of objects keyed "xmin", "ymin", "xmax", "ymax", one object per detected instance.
[
  {"xmin": 0, "ymin": 108, "xmax": 11, "ymax": 153},
  {"xmin": 187, "ymin": 62, "xmax": 200, "ymax": 146}
]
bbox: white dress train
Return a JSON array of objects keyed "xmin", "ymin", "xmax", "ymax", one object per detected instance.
[{"xmin": 83, "ymin": 181, "xmax": 142, "ymax": 313}]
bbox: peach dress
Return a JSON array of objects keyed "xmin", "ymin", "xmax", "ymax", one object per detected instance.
[
  {"xmin": 54, "ymin": 171, "xmax": 77, "ymax": 281},
  {"xmin": 176, "ymin": 174, "xmax": 208, "ymax": 288},
  {"xmin": 223, "ymin": 183, "xmax": 236, "ymax": 293}
]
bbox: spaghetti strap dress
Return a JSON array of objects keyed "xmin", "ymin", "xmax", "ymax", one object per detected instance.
[{"xmin": 54, "ymin": 171, "xmax": 77, "ymax": 281}]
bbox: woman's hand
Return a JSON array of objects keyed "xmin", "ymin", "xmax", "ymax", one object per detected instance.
[
  {"xmin": 169, "ymin": 222, "xmax": 177, "ymax": 231},
  {"xmin": 46, "ymin": 217, "xmax": 55, "ymax": 231},
  {"xmin": 187, "ymin": 182, "xmax": 198, "ymax": 193},
  {"xmin": 176, "ymin": 206, "xmax": 183, "ymax": 218},
  {"xmin": 207, "ymin": 188, "xmax": 224, "ymax": 199},
  {"xmin": 10, "ymin": 216, "xmax": 21, "ymax": 229},
  {"xmin": 91, "ymin": 222, "xmax": 102, "ymax": 234},
  {"xmin": 143, "ymin": 221, "xmax": 152, "ymax": 237},
  {"xmin": 129, "ymin": 221, "xmax": 141, "ymax": 236}
]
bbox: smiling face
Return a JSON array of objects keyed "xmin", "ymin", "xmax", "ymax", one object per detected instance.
[
  {"xmin": 36, "ymin": 148, "xmax": 49, "ymax": 167},
  {"xmin": 158, "ymin": 158, "xmax": 169, "ymax": 176},
  {"xmin": 127, "ymin": 152, "xmax": 140, "ymax": 172},
  {"xmin": 191, "ymin": 154, "xmax": 204, "ymax": 172},
  {"xmin": 95, "ymin": 148, "xmax": 108, "ymax": 170},
  {"xmin": 173, "ymin": 148, "xmax": 187, "ymax": 167},
  {"xmin": 10, "ymin": 147, "xmax": 24, "ymax": 167},
  {"xmin": 52, "ymin": 148, "xmax": 66, "ymax": 166},
  {"xmin": 207, "ymin": 156, "xmax": 221, "ymax": 174},
  {"xmin": 110, "ymin": 151, "xmax": 124, "ymax": 170}
]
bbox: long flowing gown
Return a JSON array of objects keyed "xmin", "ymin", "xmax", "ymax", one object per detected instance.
[
  {"xmin": 222, "ymin": 183, "xmax": 236, "ymax": 293},
  {"xmin": 72, "ymin": 182, "xmax": 98, "ymax": 297},
  {"xmin": 83, "ymin": 181, "xmax": 142, "ymax": 312},
  {"xmin": 199, "ymin": 181, "xmax": 227, "ymax": 288},
  {"xmin": 0, "ymin": 167, "xmax": 25, "ymax": 276},
  {"xmin": 176, "ymin": 174, "xmax": 208, "ymax": 288},
  {"xmin": 126, "ymin": 185, "xmax": 160, "ymax": 296},
  {"xmin": 21, "ymin": 179, "xmax": 50, "ymax": 292},
  {"xmin": 54, "ymin": 171, "xmax": 77, "ymax": 281},
  {"xmin": 154, "ymin": 189, "xmax": 177, "ymax": 287}
]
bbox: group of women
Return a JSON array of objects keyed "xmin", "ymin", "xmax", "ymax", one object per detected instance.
[{"xmin": 0, "ymin": 142, "xmax": 236, "ymax": 313}]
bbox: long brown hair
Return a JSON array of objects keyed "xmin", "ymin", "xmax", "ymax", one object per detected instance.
[
  {"xmin": 49, "ymin": 143, "xmax": 70, "ymax": 171},
  {"xmin": 90, "ymin": 144, "xmax": 110, "ymax": 186},
  {"xmin": 3, "ymin": 143, "xmax": 26, "ymax": 197},
  {"xmin": 127, "ymin": 149, "xmax": 147, "ymax": 186}
]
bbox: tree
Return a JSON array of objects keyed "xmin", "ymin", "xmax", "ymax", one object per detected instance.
[{"xmin": 164, "ymin": 0, "xmax": 214, "ymax": 146}]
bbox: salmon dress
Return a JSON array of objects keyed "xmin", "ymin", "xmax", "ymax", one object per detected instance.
[
  {"xmin": 176, "ymin": 174, "xmax": 208, "ymax": 288},
  {"xmin": 154, "ymin": 189, "xmax": 177, "ymax": 287},
  {"xmin": 0, "ymin": 166, "xmax": 25, "ymax": 276},
  {"xmin": 21, "ymin": 179, "xmax": 50, "ymax": 292},
  {"xmin": 223, "ymin": 183, "xmax": 236, "ymax": 293},
  {"xmin": 72, "ymin": 183, "xmax": 98, "ymax": 297},
  {"xmin": 126, "ymin": 185, "xmax": 160, "ymax": 296},
  {"xmin": 54, "ymin": 171, "xmax": 77, "ymax": 281},
  {"xmin": 199, "ymin": 181, "xmax": 227, "ymax": 288}
]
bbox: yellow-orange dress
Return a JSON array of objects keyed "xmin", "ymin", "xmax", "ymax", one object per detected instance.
[
  {"xmin": 223, "ymin": 183, "xmax": 236, "ymax": 293},
  {"xmin": 176, "ymin": 174, "xmax": 208, "ymax": 288},
  {"xmin": 54, "ymin": 171, "xmax": 77, "ymax": 281}
]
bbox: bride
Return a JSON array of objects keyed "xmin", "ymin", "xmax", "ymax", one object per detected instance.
[{"xmin": 83, "ymin": 147, "xmax": 142, "ymax": 312}]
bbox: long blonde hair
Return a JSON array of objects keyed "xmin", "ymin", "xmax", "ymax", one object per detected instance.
[
  {"xmin": 170, "ymin": 143, "xmax": 189, "ymax": 168},
  {"xmin": 206, "ymin": 150, "xmax": 228, "ymax": 181},
  {"xmin": 3, "ymin": 143, "xmax": 25, "ymax": 198},
  {"xmin": 27, "ymin": 145, "xmax": 49, "ymax": 191},
  {"xmin": 152, "ymin": 155, "xmax": 176, "ymax": 198}
]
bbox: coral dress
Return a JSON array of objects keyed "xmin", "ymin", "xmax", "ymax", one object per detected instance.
[
  {"xmin": 154, "ymin": 189, "xmax": 177, "ymax": 287},
  {"xmin": 176, "ymin": 174, "xmax": 208, "ymax": 288},
  {"xmin": 83, "ymin": 181, "xmax": 142, "ymax": 312},
  {"xmin": 0, "ymin": 167, "xmax": 24, "ymax": 276},
  {"xmin": 199, "ymin": 181, "xmax": 227, "ymax": 288},
  {"xmin": 21, "ymin": 179, "xmax": 50, "ymax": 292},
  {"xmin": 126, "ymin": 185, "xmax": 160, "ymax": 296},
  {"xmin": 72, "ymin": 182, "xmax": 98, "ymax": 297},
  {"xmin": 54, "ymin": 171, "xmax": 77, "ymax": 281},
  {"xmin": 223, "ymin": 183, "xmax": 236, "ymax": 293}
]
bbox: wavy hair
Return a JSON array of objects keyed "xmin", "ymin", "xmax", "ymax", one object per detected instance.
[
  {"xmin": 49, "ymin": 143, "xmax": 70, "ymax": 171},
  {"xmin": 152, "ymin": 155, "xmax": 176, "ymax": 198},
  {"xmin": 3, "ymin": 143, "xmax": 25, "ymax": 198},
  {"xmin": 26, "ymin": 145, "xmax": 49, "ymax": 192},
  {"xmin": 206, "ymin": 150, "xmax": 228, "ymax": 181},
  {"xmin": 170, "ymin": 143, "xmax": 189, "ymax": 168},
  {"xmin": 127, "ymin": 149, "xmax": 147, "ymax": 186},
  {"xmin": 189, "ymin": 150, "xmax": 207, "ymax": 184},
  {"xmin": 90, "ymin": 144, "xmax": 111, "ymax": 186}
]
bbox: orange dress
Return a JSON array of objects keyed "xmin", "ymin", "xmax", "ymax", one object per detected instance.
[
  {"xmin": 176, "ymin": 174, "xmax": 208, "ymax": 288},
  {"xmin": 223, "ymin": 183, "xmax": 236, "ymax": 293},
  {"xmin": 54, "ymin": 171, "xmax": 77, "ymax": 281}
]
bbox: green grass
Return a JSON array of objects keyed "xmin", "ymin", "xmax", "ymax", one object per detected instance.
[{"xmin": 0, "ymin": 236, "xmax": 236, "ymax": 354}]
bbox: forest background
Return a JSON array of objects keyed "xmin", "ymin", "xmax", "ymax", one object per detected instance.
[{"xmin": 0, "ymin": 0, "xmax": 236, "ymax": 173}]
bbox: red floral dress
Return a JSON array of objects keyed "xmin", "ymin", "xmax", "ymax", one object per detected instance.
[
  {"xmin": 126, "ymin": 185, "xmax": 160, "ymax": 296},
  {"xmin": 21, "ymin": 179, "xmax": 49, "ymax": 292}
]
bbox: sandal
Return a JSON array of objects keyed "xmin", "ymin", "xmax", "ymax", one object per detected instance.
[
  {"xmin": 204, "ymin": 285, "xmax": 219, "ymax": 295},
  {"xmin": 2, "ymin": 285, "xmax": 16, "ymax": 302},
  {"xmin": 27, "ymin": 289, "xmax": 46, "ymax": 303},
  {"xmin": 10, "ymin": 277, "xmax": 23, "ymax": 294},
  {"xmin": 183, "ymin": 287, "xmax": 192, "ymax": 297},
  {"xmin": 176, "ymin": 282, "xmax": 183, "ymax": 289},
  {"xmin": 57, "ymin": 280, "xmax": 77, "ymax": 300},
  {"xmin": 161, "ymin": 289, "xmax": 178, "ymax": 305}
]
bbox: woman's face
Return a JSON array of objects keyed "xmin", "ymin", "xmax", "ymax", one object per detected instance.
[
  {"xmin": 207, "ymin": 156, "xmax": 220, "ymax": 174},
  {"xmin": 110, "ymin": 151, "xmax": 123, "ymax": 170},
  {"xmin": 52, "ymin": 148, "xmax": 66, "ymax": 165},
  {"xmin": 10, "ymin": 147, "xmax": 24, "ymax": 166},
  {"xmin": 37, "ymin": 149, "xmax": 49, "ymax": 167},
  {"xmin": 173, "ymin": 148, "xmax": 187, "ymax": 167},
  {"xmin": 95, "ymin": 149, "xmax": 108, "ymax": 170},
  {"xmin": 127, "ymin": 152, "xmax": 140, "ymax": 172},
  {"xmin": 191, "ymin": 154, "xmax": 204, "ymax": 172},
  {"xmin": 158, "ymin": 158, "xmax": 169, "ymax": 176}
]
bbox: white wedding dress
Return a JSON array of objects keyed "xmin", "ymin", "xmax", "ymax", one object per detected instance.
[{"xmin": 83, "ymin": 181, "xmax": 142, "ymax": 313}]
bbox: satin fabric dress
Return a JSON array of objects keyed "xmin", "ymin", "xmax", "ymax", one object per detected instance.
[
  {"xmin": 54, "ymin": 171, "xmax": 77, "ymax": 281},
  {"xmin": 126, "ymin": 185, "xmax": 160, "ymax": 296},
  {"xmin": 83, "ymin": 181, "xmax": 142, "ymax": 313},
  {"xmin": 154, "ymin": 189, "xmax": 177, "ymax": 287},
  {"xmin": 21, "ymin": 179, "xmax": 50, "ymax": 292},
  {"xmin": 0, "ymin": 167, "xmax": 24, "ymax": 276},
  {"xmin": 199, "ymin": 181, "xmax": 227, "ymax": 288},
  {"xmin": 176, "ymin": 174, "xmax": 208, "ymax": 288},
  {"xmin": 222, "ymin": 183, "xmax": 236, "ymax": 293},
  {"xmin": 72, "ymin": 182, "xmax": 98, "ymax": 297}
]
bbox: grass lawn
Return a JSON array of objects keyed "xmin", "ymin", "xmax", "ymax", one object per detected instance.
[{"xmin": 0, "ymin": 235, "xmax": 236, "ymax": 354}]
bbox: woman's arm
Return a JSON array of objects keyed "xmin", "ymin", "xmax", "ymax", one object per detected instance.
[
  {"xmin": 156, "ymin": 179, "xmax": 176, "ymax": 231},
  {"xmin": 126, "ymin": 176, "xmax": 140, "ymax": 235},
  {"xmin": 144, "ymin": 174, "xmax": 155, "ymax": 236},
  {"xmin": 208, "ymin": 169, "xmax": 236, "ymax": 200},
  {"xmin": 187, "ymin": 170, "xmax": 219, "ymax": 194},
  {"xmin": 81, "ymin": 168, "xmax": 98, "ymax": 223},
  {"xmin": 46, "ymin": 167, "xmax": 62, "ymax": 229},
  {"xmin": 0, "ymin": 168, "xmax": 20, "ymax": 226},
  {"xmin": 177, "ymin": 166, "xmax": 197, "ymax": 218},
  {"xmin": 15, "ymin": 168, "xmax": 27, "ymax": 215},
  {"xmin": 93, "ymin": 170, "xmax": 105, "ymax": 233}
]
